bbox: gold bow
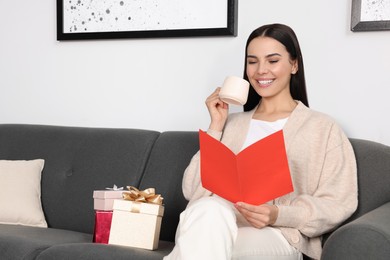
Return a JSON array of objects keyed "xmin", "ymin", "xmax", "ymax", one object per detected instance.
[{"xmin": 122, "ymin": 186, "xmax": 164, "ymax": 205}]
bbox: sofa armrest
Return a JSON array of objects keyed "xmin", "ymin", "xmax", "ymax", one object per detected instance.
[{"xmin": 321, "ymin": 202, "xmax": 390, "ymax": 260}]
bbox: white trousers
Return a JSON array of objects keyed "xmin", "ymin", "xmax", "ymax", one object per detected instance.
[{"xmin": 164, "ymin": 196, "xmax": 302, "ymax": 260}]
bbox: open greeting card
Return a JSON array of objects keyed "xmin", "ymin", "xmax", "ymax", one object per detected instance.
[{"xmin": 199, "ymin": 130, "xmax": 293, "ymax": 205}]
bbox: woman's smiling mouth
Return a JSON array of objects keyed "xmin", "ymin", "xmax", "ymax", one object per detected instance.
[{"xmin": 258, "ymin": 79, "xmax": 274, "ymax": 87}]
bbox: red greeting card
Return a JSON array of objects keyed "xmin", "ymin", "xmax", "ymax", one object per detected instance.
[{"xmin": 199, "ymin": 130, "xmax": 293, "ymax": 205}]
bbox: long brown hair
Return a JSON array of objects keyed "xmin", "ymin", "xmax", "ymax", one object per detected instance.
[{"xmin": 243, "ymin": 24, "xmax": 309, "ymax": 111}]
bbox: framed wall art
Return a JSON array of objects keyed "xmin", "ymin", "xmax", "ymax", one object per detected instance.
[
  {"xmin": 351, "ymin": 0, "xmax": 390, "ymax": 31},
  {"xmin": 57, "ymin": 0, "xmax": 238, "ymax": 40}
]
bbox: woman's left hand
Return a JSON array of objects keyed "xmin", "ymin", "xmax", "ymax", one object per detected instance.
[{"xmin": 234, "ymin": 202, "xmax": 279, "ymax": 229}]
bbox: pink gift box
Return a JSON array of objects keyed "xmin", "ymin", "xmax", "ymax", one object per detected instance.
[{"xmin": 93, "ymin": 190, "xmax": 124, "ymax": 211}]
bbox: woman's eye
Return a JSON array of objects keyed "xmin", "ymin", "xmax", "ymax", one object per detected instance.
[
  {"xmin": 269, "ymin": 60, "xmax": 279, "ymax": 64},
  {"xmin": 247, "ymin": 60, "xmax": 257, "ymax": 64}
]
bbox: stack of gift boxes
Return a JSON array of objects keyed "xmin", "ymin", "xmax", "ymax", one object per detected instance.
[
  {"xmin": 93, "ymin": 185, "xmax": 164, "ymax": 250},
  {"xmin": 93, "ymin": 187, "xmax": 123, "ymax": 244}
]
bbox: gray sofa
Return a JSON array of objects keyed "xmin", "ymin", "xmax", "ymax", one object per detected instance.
[{"xmin": 0, "ymin": 124, "xmax": 389, "ymax": 260}]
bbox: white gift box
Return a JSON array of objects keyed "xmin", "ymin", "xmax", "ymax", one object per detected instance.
[
  {"xmin": 93, "ymin": 190, "xmax": 124, "ymax": 211},
  {"xmin": 108, "ymin": 199, "xmax": 164, "ymax": 250}
]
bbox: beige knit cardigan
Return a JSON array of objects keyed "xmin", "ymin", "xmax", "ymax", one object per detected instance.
[{"xmin": 182, "ymin": 101, "xmax": 358, "ymax": 259}]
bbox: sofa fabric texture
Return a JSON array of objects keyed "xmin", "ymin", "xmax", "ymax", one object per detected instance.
[{"xmin": 0, "ymin": 124, "xmax": 389, "ymax": 260}]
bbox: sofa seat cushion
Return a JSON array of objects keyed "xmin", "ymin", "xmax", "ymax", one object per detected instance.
[
  {"xmin": 36, "ymin": 240, "xmax": 175, "ymax": 260},
  {"xmin": 0, "ymin": 224, "xmax": 92, "ymax": 260}
]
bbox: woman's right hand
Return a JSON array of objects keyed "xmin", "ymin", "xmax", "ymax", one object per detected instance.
[{"xmin": 205, "ymin": 87, "xmax": 229, "ymax": 132}]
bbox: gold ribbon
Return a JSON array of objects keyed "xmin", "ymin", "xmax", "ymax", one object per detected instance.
[{"xmin": 122, "ymin": 186, "xmax": 164, "ymax": 206}]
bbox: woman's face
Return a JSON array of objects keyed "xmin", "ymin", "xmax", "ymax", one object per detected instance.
[{"xmin": 246, "ymin": 36, "xmax": 297, "ymax": 100}]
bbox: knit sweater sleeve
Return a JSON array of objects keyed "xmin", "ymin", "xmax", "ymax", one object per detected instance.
[
  {"xmin": 182, "ymin": 129, "xmax": 222, "ymax": 201},
  {"xmin": 273, "ymin": 123, "xmax": 358, "ymax": 238}
]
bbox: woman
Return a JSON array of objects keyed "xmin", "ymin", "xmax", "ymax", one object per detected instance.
[{"xmin": 164, "ymin": 23, "xmax": 357, "ymax": 260}]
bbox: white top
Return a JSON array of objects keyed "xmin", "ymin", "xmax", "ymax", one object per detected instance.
[{"xmin": 241, "ymin": 117, "xmax": 288, "ymax": 151}]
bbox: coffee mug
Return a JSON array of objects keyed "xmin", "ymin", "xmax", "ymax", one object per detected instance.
[{"xmin": 219, "ymin": 76, "xmax": 250, "ymax": 105}]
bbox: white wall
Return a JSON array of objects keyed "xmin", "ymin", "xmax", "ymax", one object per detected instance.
[{"xmin": 1, "ymin": 0, "xmax": 389, "ymax": 145}]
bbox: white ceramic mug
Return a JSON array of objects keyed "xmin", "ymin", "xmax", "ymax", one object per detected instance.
[{"xmin": 219, "ymin": 76, "xmax": 250, "ymax": 105}]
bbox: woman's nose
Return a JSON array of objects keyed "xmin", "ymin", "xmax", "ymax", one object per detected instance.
[{"xmin": 257, "ymin": 62, "xmax": 268, "ymax": 74}]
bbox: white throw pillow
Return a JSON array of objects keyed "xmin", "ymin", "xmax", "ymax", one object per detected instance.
[{"xmin": 0, "ymin": 159, "xmax": 47, "ymax": 227}]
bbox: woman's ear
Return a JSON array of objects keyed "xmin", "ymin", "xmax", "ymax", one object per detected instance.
[{"xmin": 291, "ymin": 60, "xmax": 298, "ymax": 74}]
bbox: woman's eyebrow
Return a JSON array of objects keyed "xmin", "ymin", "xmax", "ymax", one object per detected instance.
[
  {"xmin": 246, "ymin": 53, "xmax": 282, "ymax": 59},
  {"xmin": 266, "ymin": 53, "xmax": 281, "ymax": 58},
  {"xmin": 246, "ymin": 55, "xmax": 257, "ymax": 59}
]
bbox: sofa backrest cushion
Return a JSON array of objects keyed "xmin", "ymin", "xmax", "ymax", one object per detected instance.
[
  {"xmin": 0, "ymin": 124, "xmax": 160, "ymax": 234},
  {"xmin": 139, "ymin": 131, "xmax": 199, "ymax": 242}
]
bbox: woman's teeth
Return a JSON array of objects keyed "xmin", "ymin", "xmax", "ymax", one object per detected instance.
[{"xmin": 258, "ymin": 80, "xmax": 273, "ymax": 85}]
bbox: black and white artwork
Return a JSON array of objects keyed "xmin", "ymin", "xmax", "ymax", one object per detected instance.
[
  {"xmin": 57, "ymin": 0, "xmax": 237, "ymax": 40},
  {"xmin": 351, "ymin": 0, "xmax": 390, "ymax": 31},
  {"xmin": 360, "ymin": 0, "xmax": 390, "ymax": 21}
]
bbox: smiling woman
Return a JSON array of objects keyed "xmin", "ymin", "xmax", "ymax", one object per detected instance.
[
  {"xmin": 245, "ymin": 37, "xmax": 298, "ymax": 114},
  {"xmin": 163, "ymin": 23, "xmax": 358, "ymax": 260},
  {"xmin": 243, "ymin": 24, "xmax": 308, "ymax": 113}
]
